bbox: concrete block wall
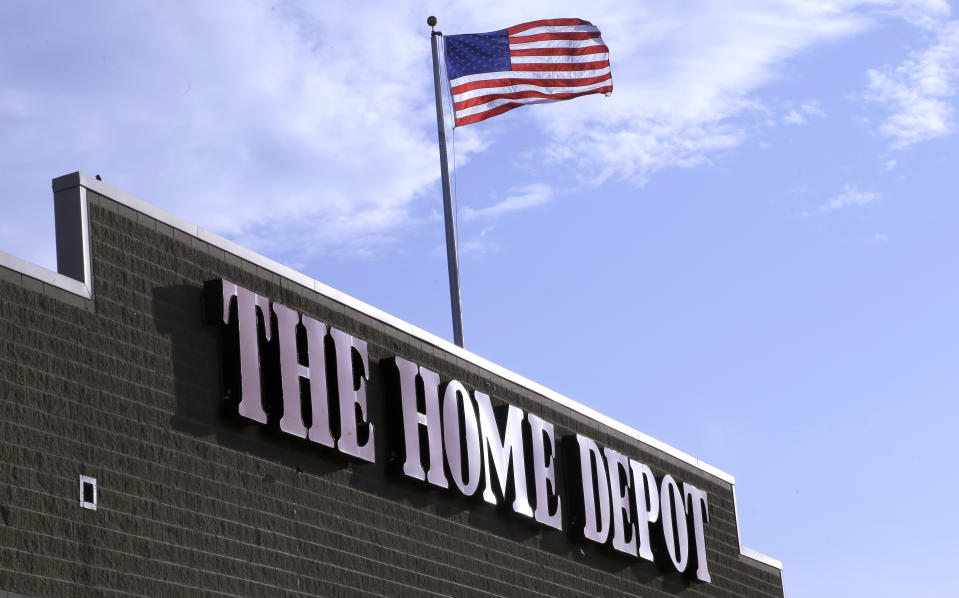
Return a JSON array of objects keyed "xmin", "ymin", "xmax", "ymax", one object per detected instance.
[{"xmin": 0, "ymin": 175, "xmax": 784, "ymax": 597}]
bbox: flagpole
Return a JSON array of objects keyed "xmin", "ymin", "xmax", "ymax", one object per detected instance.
[{"xmin": 428, "ymin": 16, "xmax": 465, "ymax": 348}]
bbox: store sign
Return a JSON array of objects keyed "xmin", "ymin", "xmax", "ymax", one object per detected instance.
[{"xmin": 205, "ymin": 279, "xmax": 713, "ymax": 582}]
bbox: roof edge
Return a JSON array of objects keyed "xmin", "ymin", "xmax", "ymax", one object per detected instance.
[
  {"xmin": 741, "ymin": 546, "xmax": 784, "ymax": 571},
  {"xmin": 57, "ymin": 171, "xmax": 737, "ymax": 484},
  {"xmin": 51, "ymin": 171, "xmax": 789, "ymax": 573},
  {"xmin": 0, "ymin": 248, "xmax": 92, "ymax": 299}
]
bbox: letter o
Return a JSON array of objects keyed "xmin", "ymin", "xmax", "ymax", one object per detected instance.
[
  {"xmin": 442, "ymin": 381, "xmax": 482, "ymax": 496},
  {"xmin": 660, "ymin": 475, "xmax": 690, "ymax": 573}
]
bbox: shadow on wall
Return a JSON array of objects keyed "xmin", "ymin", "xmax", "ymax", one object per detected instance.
[{"xmin": 152, "ymin": 283, "xmax": 346, "ymax": 478}]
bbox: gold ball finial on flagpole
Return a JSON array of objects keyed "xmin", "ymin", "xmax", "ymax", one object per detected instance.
[{"xmin": 427, "ymin": 16, "xmax": 437, "ymax": 28}]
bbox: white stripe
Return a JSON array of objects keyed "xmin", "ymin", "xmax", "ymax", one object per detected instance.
[
  {"xmin": 453, "ymin": 80, "xmax": 613, "ymax": 118},
  {"xmin": 454, "ymin": 78, "xmax": 611, "ymax": 105},
  {"xmin": 508, "ymin": 38, "xmax": 605, "ymax": 51},
  {"xmin": 456, "ymin": 93, "xmax": 591, "ymax": 119},
  {"xmin": 450, "ymin": 67, "xmax": 611, "ymax": 88},
  {"xmin": 510, "ymin": 53, "xmax": 609, "ymax": 64},
  {"xmin": 456, "ymin": 97, "xmax": 548, "ymax": 119},
  {"xmin": 509, "ymin": 25, "xmax": 599, "ymax": 37},
  {"xmin": 453, "ymin": 77, "xmax": 610, "ymax": 103},
  {"xmin": 453, "ymin": 78, "xmax": 612, "ymax": 104}
]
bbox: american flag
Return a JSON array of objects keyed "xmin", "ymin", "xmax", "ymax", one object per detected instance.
[{"xmin": 443, "ymin": 18, "xmax": 612, "ymax": 127}]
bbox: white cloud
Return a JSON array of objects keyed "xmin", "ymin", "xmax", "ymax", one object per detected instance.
[
  {"xmin": 0, "ymin": 2, "xmax": 488, "ymax": 264},
  {"xmin": 784, "ymin": 110, "xmax": 807, "ymax": 125},
  {"xmin": 865, "ymin": 19, "xmax": 959, "ymax": 148},
  {"xmin": 784, "ymin": 101, "xmax": 827, "ymax": 125},
  {"xmin": 460, "ymin": 227, "xmax": 498, "ymax": 256},
  {"xmin": 819, "ymin": 185, "xmax": 883, "ymax": 212},
  {"xmin": 801, "ymin": 100, "xmax": 828, "ymax": 118},
  {"xmin": 882, "ymin": 0, "xmax": 952, "ymax": 29},
  {"xmin": 0, "ymin": 1, "xmax": 949, "ymax": 266},
  {"xmin": 461, "ymin": 183, "xmax": 555, "ymax": 221},
  {"xmin": 504, "ymin": 1, "xmax": 879, "ymax": 185}
]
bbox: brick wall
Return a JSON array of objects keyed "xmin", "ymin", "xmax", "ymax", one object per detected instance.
[{"xmin": 0, "ymin": 182, "xmax": 784, "ymax": 597}]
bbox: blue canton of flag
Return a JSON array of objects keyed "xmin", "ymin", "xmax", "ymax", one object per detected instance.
[{"xmin": 443, "ymin": 18, "xmax": 612, "ymax": 126}]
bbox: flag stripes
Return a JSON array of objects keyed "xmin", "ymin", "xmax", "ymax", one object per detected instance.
[
  {"xmin": 511, "ymin": 60, "xmax": 609, "ymax": 71},
  {"xmin": 509, "ymin": 31, "xmax": 603, "ymax": 43},
  {"xmin": 454, "ymin": 82, "xmax": 615, "ymax": 112},
  {"xmin": 444, "ymin": 18, "xmax": 612, "ymax": 126},
  {"xmin": 510, "ymin": 54, "xmax": 609, "ymax": 64},
  {"xmin": 451, "ymin": 68, "xmax": 612, "ymax": 87},
  {"xmin": 510, "ymin": 45, "xmax": 608, "ymax": 57},
  {"xmin": 453, "ymin": 73, "xmax": 614, "ymax": 97},
  {"xmin": 505, "ymin": 18, "xmax": 593, "ymax": 34}
]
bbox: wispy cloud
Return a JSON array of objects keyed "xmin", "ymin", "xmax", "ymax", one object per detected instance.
[
  {"xmin": 0, "ymin": 1, "xmax": 950, "ymax": 266},
  {"xmin": 509, "ymin": 2, "xmax": 876, "ymax": 185},
  {"xmin": 819, "ymin": 185, "xmax": 883, "ymax": 212},
  {"xmin": 0, "ymin": 3, "xmax": 487, "ymax": 263},
  {"xmin": 461, "ymin": 183, "xmax": 555, "ymax": 221},
  {"xmin": 882, "ymin": 0, "xmax": 952, "ymax": 30},
  {"xmin": 784, "ymin": 110, "xmax": 806, "ymax": 125},
  {"xmin": 784, "ymin": 100, "xmax": 827, "ymax": 125},
  {"xmin": 865, "ymin": 19, "xmax": 959, "ymax": 148},
  {"xmin": 459, "ymin": 227, "xmax": 498, "ymax": 256}
]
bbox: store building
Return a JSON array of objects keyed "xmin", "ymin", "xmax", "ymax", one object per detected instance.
[{"xmin": 0, "ymin": 172, "xmax": 784, "ymax": 597}]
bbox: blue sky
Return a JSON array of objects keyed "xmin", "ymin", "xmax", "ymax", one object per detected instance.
[{"xmin": 3, "ymin": 1, "xmax": 958, "ymax": 596}]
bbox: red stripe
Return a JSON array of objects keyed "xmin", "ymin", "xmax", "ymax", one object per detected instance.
[
  {"xmin": 456, "ymin": 103, "xmax": 523, "ymax": 126},
  {"xmin": 510, "ymin": 60, "xmax": 610, "ymax": 72},
  {"xmin": 452, "ymin": 73, "xmax": 611, "ymax": 95},
  {"xmin": 506, "ymin": 18, "xmax": 592, "ymax": 35},
  {"xmin": 508, "ymin": 31, "xmax": 601, "ymax": 44},
  {"xmin": 454, "ymin": 85, "xmax": 613, "ymax": 111},
  {"xmin": 510, "ymin": 45, "xmax": 608, "ymax": 57}
]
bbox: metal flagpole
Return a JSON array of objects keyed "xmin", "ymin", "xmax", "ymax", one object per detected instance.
[{"xmin": 428, "ymin": 16, "xmax": 465, "ymax": 348}]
